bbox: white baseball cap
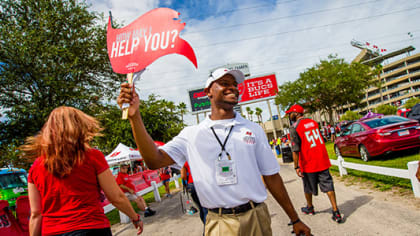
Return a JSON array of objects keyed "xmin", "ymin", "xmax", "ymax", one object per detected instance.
[{"xmin": 205, "ymin": 68, "xmax": 245, "ymax": 89}]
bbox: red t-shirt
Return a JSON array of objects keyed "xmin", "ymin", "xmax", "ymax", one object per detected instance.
[
  {"xmin": 290, "ymin": 118, "xmax": 331, "ymax": 173},
  {"xmin": 184, "ymin": 162, "xmax": 193, "ymax": 184},
  {"xmin": 159, "ymin": 167, "xmax": 171, "ymax": 181},
  {"xmin": 116, "ymin": 172, "xmax": 135, "ymax": 193},
  {"xmin": 28, "ymin": 149, "xmax": 110, "ymax": 235}
]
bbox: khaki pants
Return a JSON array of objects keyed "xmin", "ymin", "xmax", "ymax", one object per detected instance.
[{"xmin": 205, "ymin": 202, "xmax": 272, "ymax": 236}]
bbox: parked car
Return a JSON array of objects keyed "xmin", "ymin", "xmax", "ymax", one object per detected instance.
[
  {"xmin": 337, "ymin": 120, "xmax": 354, "ymax": 132},
  {"xmin": 408, "ymin": 103, "xmax": 420, "ymax": 122},
  {"xmin": 0, "ymin": 168, "xmax": 28, "ymax": 209},
  {"xmin": 334, "ymin": 115, "xmax": 420, "ymax": 161}
]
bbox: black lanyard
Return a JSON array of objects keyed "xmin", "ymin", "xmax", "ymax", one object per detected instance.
[{"xmin": 210, "ymin": 125, "xmax": 234, "ymax": 160}]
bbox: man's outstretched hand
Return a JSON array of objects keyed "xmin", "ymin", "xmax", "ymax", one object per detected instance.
[{"xmin": 117, "ymin": 83, "xmax": 140, "ymax": 118}]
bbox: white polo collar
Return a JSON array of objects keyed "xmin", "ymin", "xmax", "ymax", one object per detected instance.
[{"xmin": 202, "ymin": 112, "xmax": 245, "ymax": 128}]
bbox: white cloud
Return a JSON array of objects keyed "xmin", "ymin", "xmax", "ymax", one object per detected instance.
[
  {"xmin": 88, "ymin": 0, "xmax": 420, "ymax": 125},
  {"xmin": 88, "ymin": 0, "xmax": 159, "ymax": 24}
]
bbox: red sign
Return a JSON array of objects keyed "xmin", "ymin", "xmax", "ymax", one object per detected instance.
[
  {"xmin": 239, "ymin": 74, "xmax": 278, "ymax": 103},
  {"xmin": 107, "ymin": 8, "xmax": 197, "ymax": 74}
]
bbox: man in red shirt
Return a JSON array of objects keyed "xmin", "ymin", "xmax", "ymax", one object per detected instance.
[
  {"xmin": 287, "ymin": 104, "xmax": 342, "ymax": 223},
  {"xmin": 116, "ymin": 164, "xmax": 156, "ymax": 217}
]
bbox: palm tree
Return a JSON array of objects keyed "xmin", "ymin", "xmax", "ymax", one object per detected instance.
[
  {"xmin": 255, "ymin": 107, "xmax": 263, "ymax": 123},
  {"xmin": 167, "ymin": 101, "xmax": 176, "ymax": 114},
  {"xmin": 177, "ymin": 102, "xmax": 187, "ymax": 122},
  {"xmin": 245, "ymin": 107, "xmax": 251, "ymax": 120}
]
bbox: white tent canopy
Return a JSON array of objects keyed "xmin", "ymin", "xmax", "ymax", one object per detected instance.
[{"xmin": 105, "ymin": 143, "xmax": 142, "ymax": 166}]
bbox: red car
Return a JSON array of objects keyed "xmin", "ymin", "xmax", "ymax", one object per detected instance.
[{"xmin": 334, "ymin": 115, "xmax": 420, "ymax": 161}]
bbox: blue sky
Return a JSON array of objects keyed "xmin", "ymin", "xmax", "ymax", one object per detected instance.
[{"xmin": 88, "ymin": 0, "xmax": 420, "ymax": 125}]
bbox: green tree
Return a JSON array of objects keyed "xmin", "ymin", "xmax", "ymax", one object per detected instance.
[
  {"xmin": 245, "ymin": 107, "xmax": 251, "ymax": 120},
  {"xmin": 138, "ymin": 95, "xmax": 186, "ymax": 143},
  {"xmin": 166, "ymin": 101, "xmax": 176, "ymax": 114},
  {"xmin": 339, "ymin": 110, "xmax": 362, "ymax": 121},
  {"xmin": 255, "ymin": 107, "xmax": 263, "ymax": 123},
  {"xmin": 178, "ymin": 102, "xmax": 188, "ymax": 122},
  {"xmin": 0, "ymin": 0, "xmax": 122, "ymax": 166},
  {"xmin": 374, "ymin": 104, "xmax": 398, "ymax": 115},
  {"xmin": 93, "ymin": 94, "xmax": 186, "ymax": 155},
  {"xmin": 275, "ymin": 55, "xmax": 377, "ymax": 124},
  {"xmin": 404, "ymin": 97, "xmax": 420, "ymax": 109}
]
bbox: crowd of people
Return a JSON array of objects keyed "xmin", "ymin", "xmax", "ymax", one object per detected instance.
[
  {"xmin": 319, "ymin": 123, "xmax": 341, "ymax": 143},
  {"xmin": 20, "ymin": 67, "xmax": 420, "ymax": 236}
]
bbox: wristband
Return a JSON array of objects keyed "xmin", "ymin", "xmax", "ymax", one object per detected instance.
[
  {"xmin": 132, "ymin": 214, "xmax": 141, "ymax": 224},
  {"xmin": 291, "ymin": 218, "xmax": 301, "ymax": 225},
  {"xmin": 294, "ymin": 166, "xmax": 300, "ymax": 170}
]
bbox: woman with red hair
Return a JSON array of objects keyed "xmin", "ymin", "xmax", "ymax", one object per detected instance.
[{"xmin": 21, "ymin": 106, "xmax": 142, "ymax": 236}]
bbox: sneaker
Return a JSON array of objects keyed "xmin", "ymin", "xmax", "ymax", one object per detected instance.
[
  {"xmin": 301, "ymin": 206, "xmax": 315, "ymax": 215},
  {"xmin": 332, "ymin": 210, "xmax": 342, "ymax": 223},
  {"xmin": 144, "ymin": 208, "xmax": 156, "ymax": 217}
]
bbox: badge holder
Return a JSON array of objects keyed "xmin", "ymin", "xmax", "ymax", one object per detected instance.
[
  {"xmin": 211, "ymin": 125, "xmax": 237, "ymax": 186},
  {"xmin": 215, "ymin": 153, "xmax": 237, "ymax": 186}
]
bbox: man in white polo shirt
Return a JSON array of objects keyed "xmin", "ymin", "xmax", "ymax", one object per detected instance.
[{"xmin": 118, "ymin": 68, "xmax": 311, "ymax": 236}]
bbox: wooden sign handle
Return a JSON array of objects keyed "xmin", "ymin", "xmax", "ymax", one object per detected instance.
[{"xmin": 122, "ymin": 73, "xmax": 134, "ymax": 119}]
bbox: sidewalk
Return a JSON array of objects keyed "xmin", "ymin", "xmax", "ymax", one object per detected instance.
[{"xmin": 111, "ymin": 189, "xmax": 204, "ymax": 236}]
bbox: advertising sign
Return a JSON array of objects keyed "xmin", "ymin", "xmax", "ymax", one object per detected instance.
[
  {"xmin": 107, "ymin": 8, "xmax": 197, "ymax": 74},
  {"xmin": 239, "ymin": 74, "xmax": 278, "ymax": 104},
  {"xmin": 188, "ymin": 88, "xmax": 210, "ymax": 112}
]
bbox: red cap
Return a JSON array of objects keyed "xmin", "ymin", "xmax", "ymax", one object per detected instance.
[{"xmin": 286, "ymin": 104, "xmax": 304, "ymax": 114}]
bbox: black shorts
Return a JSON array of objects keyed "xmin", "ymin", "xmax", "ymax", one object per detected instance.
[{"xmin": 302, "ymin": 169, "xmax": 334, "ymax": 196}]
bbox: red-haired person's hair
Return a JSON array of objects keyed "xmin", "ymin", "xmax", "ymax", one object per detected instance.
[{"xmin": 21, "ymin": 106, "xmax": 102, "ymax": 178}]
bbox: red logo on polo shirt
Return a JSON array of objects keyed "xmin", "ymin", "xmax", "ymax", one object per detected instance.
[{"xmin": 243, "ymin": 130, "xmax": 256, "ymax": 144}]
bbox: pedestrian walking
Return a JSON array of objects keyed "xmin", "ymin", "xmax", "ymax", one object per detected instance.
[
  {"xmin": 118, "ymin": 68, "xmax": 311, "ymax": 236},
  {"xmin": 181, "ymin": 161, "xmax": 208, "ymax": 225},
  {"xmin": 287, "ymin": 104, "xmax": 342, "ymax": 223},
  {"xmin": 159, "ymin": 167, "xmax": 172, "ymax": 197},
  {"xmin": 21, "ymin": 106, "xmax": 142, "ymax": 235},
  {"xmin": 330, "ymin": 125, "xmax": 336, "ymax": 142}
]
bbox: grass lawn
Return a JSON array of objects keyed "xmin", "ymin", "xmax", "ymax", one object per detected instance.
[
  {"xmin": 325, "ymin": 142, "xmax": 419, "ymax": 190},
  {"xmin": 106, "ymin": 178, "xmax": 182, "ymax": 225}
]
